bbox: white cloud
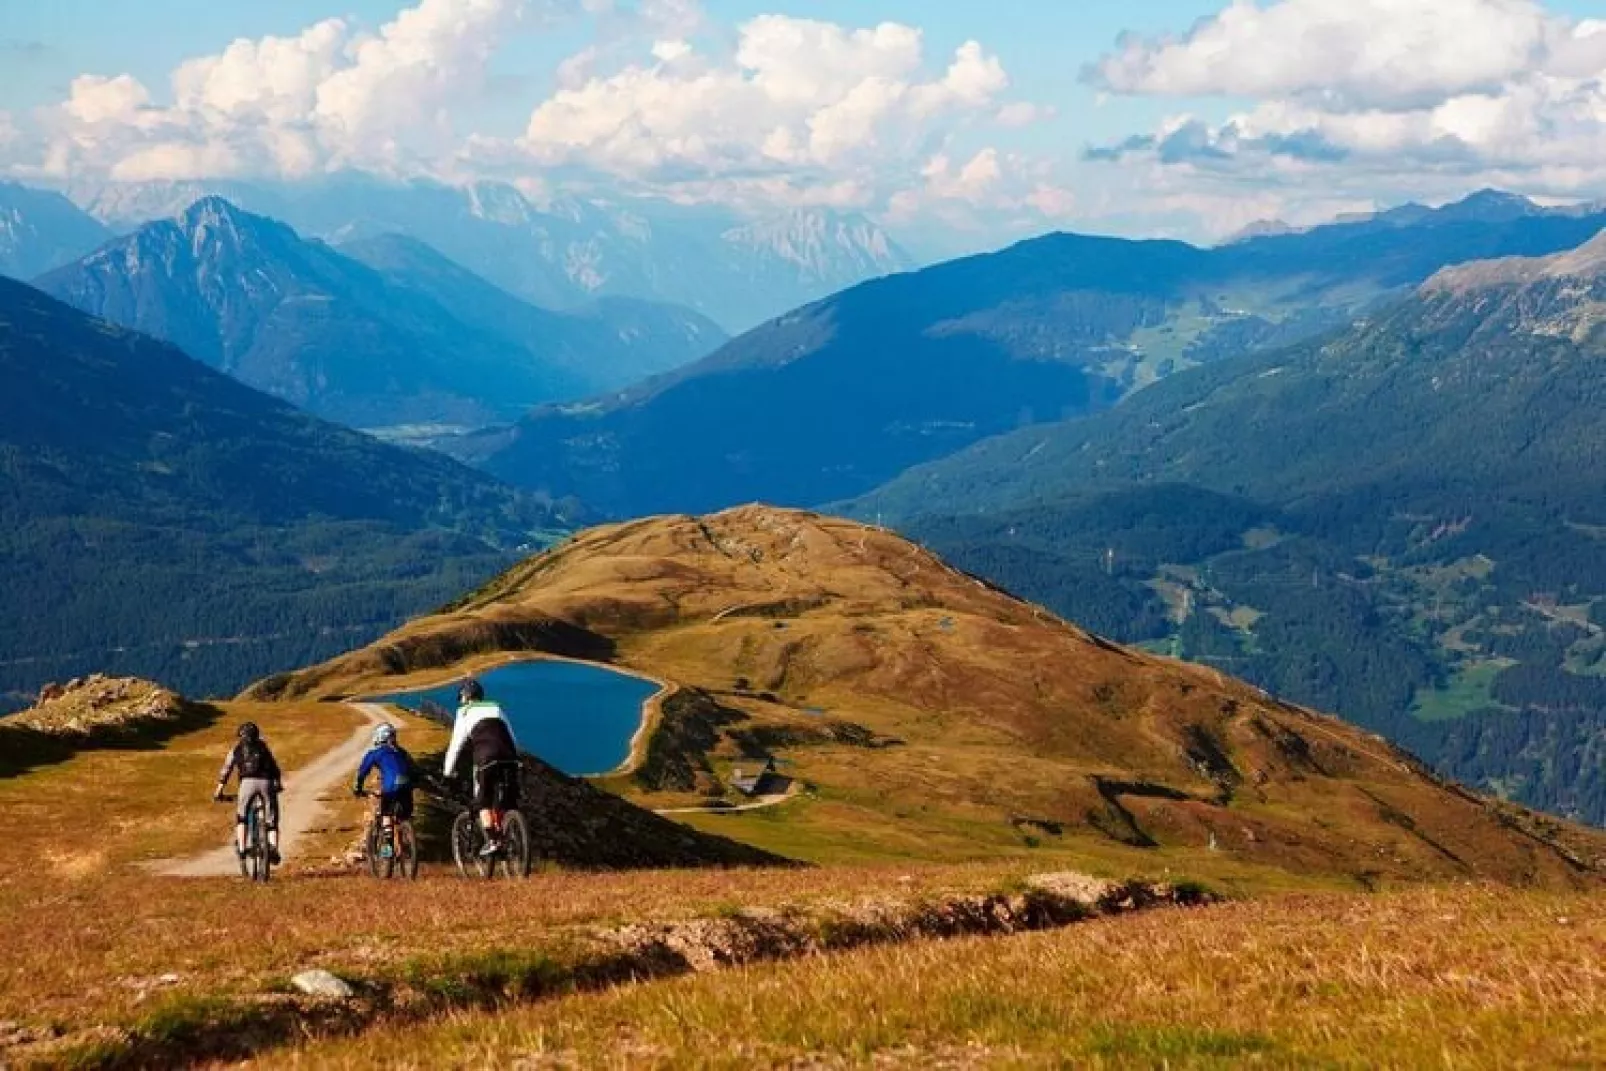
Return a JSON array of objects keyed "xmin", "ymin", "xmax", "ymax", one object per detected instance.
[
  {"xmin": 2, "ymin": 0, "xmax": 1070, "ymax": 236},
  {"xmin": 520, "ymin": 14, "xmax": 1010, "ymax": 202},
  {"xmin": 21, "ymin": 0, "xmax": 529, "ymax": 183},
  {"xmin": 1084, "ymin": 0, "xmax": 1606, "ymax": 233},
  {"xmin": 1091, "ymin": 0, "xmax": 1554, "ymax": 111},
  {"xmin": 172, "ymin": 19, "xmax": 346, "ymax": 123},
  {"xmin": 315, "ymin": 0, "xmax": 523, "ymax": 158},
  {"xmin": 996, "ymin": 101, "xmax": 1053, "ymax": 128},
  {"xmin": 63, "ymin": 74, "xmax": 153, "ymax": 125}
]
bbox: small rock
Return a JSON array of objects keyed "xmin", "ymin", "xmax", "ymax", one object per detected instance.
[
  {"xmin": 291, "ymin": 969, "xmax": 355, "ymax": 999},
  {"xmin": 158, "ymin": 973, "xmax": 180, "ymax": 986}
]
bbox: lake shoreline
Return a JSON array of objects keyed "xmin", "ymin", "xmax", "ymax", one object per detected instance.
[{"xmin": 361, "ymin": 650, "xmax": 675, "ymax": 780}]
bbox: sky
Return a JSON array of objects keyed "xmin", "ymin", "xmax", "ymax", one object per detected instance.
[{"xmin": 3, "ymin": 0, "xmax": 1605, "ymax": 254}]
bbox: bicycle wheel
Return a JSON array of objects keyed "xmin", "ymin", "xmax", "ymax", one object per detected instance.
[
  {"xmin": 395, "ymin": 822, "xmax": 419, "ymax": 880},
  {"xmin": 248, "ymin": 796, "xmax": 272, "ymax": 883},
  {"xmin": 236, "ymin": 810, "xmax": 250, "ymax": 879},
  {"xmin": 451, "ymin": 810, "xmax": 491, "ymax": 879},
  {"xmin": 500, "ymin": 811, "xmax": 532, "ymax": 879},
  {"xmin": 366, "ymin": 818, "xmax": 394, "ymax": 880}
]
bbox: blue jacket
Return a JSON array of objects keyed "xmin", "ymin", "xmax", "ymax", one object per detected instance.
[{"xmin": 355, "ymin": 744, "xmax": 416, "ymax": 794}]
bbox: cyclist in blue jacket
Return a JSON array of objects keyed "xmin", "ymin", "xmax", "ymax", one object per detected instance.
[{"xmin": 352, "ymin": 723, "xmax": 417, "ymax": 858}]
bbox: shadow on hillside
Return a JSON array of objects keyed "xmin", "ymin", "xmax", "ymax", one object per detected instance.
[
  {"xmin": 400, "ymin": 737, "xmax": 796, "ymax": 871},
  {"xmin": 0, "ymin": 701, "xmax": 224, "ymax": 780}
]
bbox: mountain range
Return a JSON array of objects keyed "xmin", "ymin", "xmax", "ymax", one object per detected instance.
[
  {"xmin": 65, "ymin": 175, "xmax": 914, "ymax": 332},
  {"xmin": 852, "ymin": 228, "xmax": 1606, "ymax": 823},
  {"xmin": 0, "ymin": 275, "xmax": 571, "ymax": 711},
  {"xmin": 33, "ymin": 198, "xmax": 723, "ymax": 429},
  {"xmin": 476, "ymin": 190, "xmax": 1606, "ymax": 519}
]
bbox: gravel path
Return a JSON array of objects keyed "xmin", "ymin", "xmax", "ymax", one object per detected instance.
[{"xmin": 155, "ymin": 704, "xmax": 387, "ymax": 878}]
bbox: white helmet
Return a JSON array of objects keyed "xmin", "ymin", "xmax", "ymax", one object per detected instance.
[{"xmin": 372, "ymin": 724, "xmax": 397, "ymax": 747}]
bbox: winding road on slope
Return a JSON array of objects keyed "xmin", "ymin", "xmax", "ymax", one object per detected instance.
[{"xmin": 156, "ymin": 704, "xmax": 388, "ymax": 878}]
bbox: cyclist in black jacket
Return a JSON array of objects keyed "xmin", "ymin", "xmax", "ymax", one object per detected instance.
[{"xmin": 215, "ymin": 722, "xmax": 283, "ymax": 864}]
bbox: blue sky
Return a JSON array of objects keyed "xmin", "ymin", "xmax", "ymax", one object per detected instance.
[{"xmin": 4, "ymin": 0, "xmax": 1606, "ymax": 250}]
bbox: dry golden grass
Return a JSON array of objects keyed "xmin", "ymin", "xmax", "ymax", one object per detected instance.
[
  {"xmin": 285, "ymin": 885, "xmax": 1606, "ymax": 1069},
  {"xmin": 261, "ymin": 506, "xmax": 1606, "ymax": 888},
  {"xmin": 0, "ymin": 696, "xmax": 1134, "ymax": 1033},
  {"xmin": 0, "ymin": 691, "xmax": 1298, "ymax": 1044}
]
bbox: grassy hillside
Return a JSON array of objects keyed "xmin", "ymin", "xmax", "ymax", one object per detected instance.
[
  {"xmin": 0, "ymin": 691, "xmax": 1203, "ymax": 1066},
  {"xmin": 257, "ymin": 506, "xmax": 1606, "ymax": 888},
  {"xmin": 288, "ymin": 883, "xmax": 1606, "ymax": 1068},
  {"xmin": 1, "ymin": 688, "xmax": 1597, "ymax": 1067}
]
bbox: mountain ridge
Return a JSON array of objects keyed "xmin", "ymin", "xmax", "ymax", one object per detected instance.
[
  {"xmin": 0, "ymin": 182, "xmax": 113, "ymax": 280},
  {"xmin": 65, "ymin": 175, "xmax": 914, "ymax": 331},
  {"xmin": 479, "ymin": 192, "xmax": 1606, "ymax": 519},
  {"xmin": 33, "ymin": 197, "xmax": 721, "ymax": 428}
]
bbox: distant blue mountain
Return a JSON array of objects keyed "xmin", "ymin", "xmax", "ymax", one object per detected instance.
[
  {"xmin": 72, "ymin": 174, "xmax": 915, "ymax": 332},
  {"xmin": 34, "ymin": 198, "xmax": 721, "ymax": 429},
  {"xmin": 0, "ymin": 182, "xmax": 112, "ymax": 280},
  {"xmin": 479, "ymin": 190, "xmax": 1606, "ymax": 519}
]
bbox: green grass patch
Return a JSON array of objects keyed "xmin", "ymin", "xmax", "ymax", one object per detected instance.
[
  {"xmin": 1087, "ymin": 1022, "xmax": 1280, "ymax": 1062},
  {"xmin": 399, "ymin": 948, "xmax": 569, "ymax": 1003},
  {"xmin": 1410, "ymin": 660, "xmax": 1515, "ymax": 722}
]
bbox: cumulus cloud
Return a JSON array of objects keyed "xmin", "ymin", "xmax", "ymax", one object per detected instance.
[
  {"xmin": 1090, "ymin": 0, "xmax": 1556, "ymax": 111},
  {"xmin": 520, "ymin": 15, "xmax": 1008, "ymax": 185},
  {"xmin": 315, "ymin": 0, "xmax": 522, "ymax": 156},
  {"xmin": 2, "ymin": 0, "xmax": 1064, "ymax": 235},
  {"xmin": 1084, "ymin": 0, "xmax": 1606, "ymax": 231},
  {"xmin": 19, "ymin": 0, "xmax": 527, "ymax": 182},
  {"xmin": 63, "ymin": 74, "xmax": 154, "ymax": 125}
]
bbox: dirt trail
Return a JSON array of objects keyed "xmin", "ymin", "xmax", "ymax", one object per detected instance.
[
  {"xmin": 156, "ymin": 704, "xmax": 387, "ymax": 878},
  {"xmin": 653, "ymin": 785, "xmax": 801, "ymax": 816}
]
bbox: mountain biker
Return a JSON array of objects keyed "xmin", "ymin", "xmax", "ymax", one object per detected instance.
[
  {"xmin": 443, "ymin": 679, "xmax": 521, "ymax": 856},
  {"xmin": 352, "ymin": 723, "xmax": 418, "ymax": 859},
  {"xmin": 214, "ymin": 722, "xmax": 282, "ymax": 864}
]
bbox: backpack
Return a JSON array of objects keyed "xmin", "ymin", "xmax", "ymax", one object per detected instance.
[{"xmin": 238, "ymin": 738, "xmax": 273, "ymax": 779}]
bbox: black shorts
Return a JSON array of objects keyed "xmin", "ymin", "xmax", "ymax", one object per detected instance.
[
  {"xmin": 475, "ymin": 761, "xmax": 521, "ymax": 812},
  {"xmin": 378, "ymin": 787, "xmax": 415, "ymax": 822}
]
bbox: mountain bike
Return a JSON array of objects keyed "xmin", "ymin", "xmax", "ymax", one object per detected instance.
[
  {"xmin": 451, "ymin": 761, "xmax": 531, "ymax": 879},
  {"xmin": 356, "ymin": 789, "xmax": 419, "ymax": 880},
  {"xmin": 216, "ymin": 792, "xmax": 274, "ymax": 883}
]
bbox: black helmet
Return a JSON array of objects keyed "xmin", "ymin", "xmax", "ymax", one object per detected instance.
[
  {"xmin": 458, "ymin": 679, "xmax": 485, "ymax": 704},
  {"xmin": 238, "ymin": 721, "xmax": 260, "ymax": 741}
]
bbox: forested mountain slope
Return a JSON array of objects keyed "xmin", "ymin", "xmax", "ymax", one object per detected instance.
[
  {"xmin": 853, "ymin": 231, "xmax": 1606, "ymax": 823},
  {"xmin": 0, "ymin": 278, "xmax": 571, "ymax": 710}
]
